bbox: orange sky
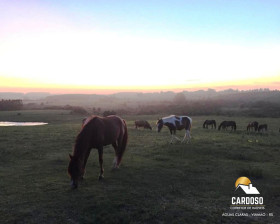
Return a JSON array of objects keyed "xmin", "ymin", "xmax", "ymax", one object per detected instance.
[{"xmin": 0, "ymin": 75, "xmax": 279, "ymax": 95}]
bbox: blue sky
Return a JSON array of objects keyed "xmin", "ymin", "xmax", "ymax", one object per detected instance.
[
  {"xmin": 48, "ymin": 0, "xmax": 280, "ymax": 42},
  {"xmin": 2, "ymin": 0, "xmax": 279, "ymax": 43}
]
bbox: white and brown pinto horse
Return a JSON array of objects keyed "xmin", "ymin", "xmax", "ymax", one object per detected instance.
[{"xmin": 156, "ymin": 115, "xmax": 192, "ymax": 143}]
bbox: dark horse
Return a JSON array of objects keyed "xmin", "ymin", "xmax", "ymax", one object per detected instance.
[
  {"xmin": 247, "ymin": 121, "xmax": 258, "ymax": 132},
  {"xmin": 68, "ymin": 115, "xmax": 128, "ymax": 189},
  {"xmin": 218, "ymin": 121, "xmax": 237, "ymax": 131},
  {"xmin": 203, "ymin": 120, "xmax": 216, "ymax": 129},
  {"xmin": 135, "ymin": 120, "xmax": 152, "ymax": 130},
  {"xmin": 258, "ymin": 124, "xmax": 268, "ymax": 132},
  {"xmin": 156, "ymin": 115, "xmax": 192, "ymax": 143}
]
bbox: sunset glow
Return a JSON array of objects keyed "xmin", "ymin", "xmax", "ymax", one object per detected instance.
[{"xmin": 0, "ymin": 1, "xmax": 279, "ymax": 94}]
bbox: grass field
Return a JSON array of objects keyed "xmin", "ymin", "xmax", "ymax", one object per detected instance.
[{"xmin": 0, "ymin": 110, "xmax": 279, "ymax": 224}]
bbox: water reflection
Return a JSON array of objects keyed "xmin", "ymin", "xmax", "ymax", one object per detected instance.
[{"xmin": 0, "ymin": 122, "xmax": 48, "ymax": 126}]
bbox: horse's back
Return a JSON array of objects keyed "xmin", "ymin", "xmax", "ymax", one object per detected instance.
[
  {"xmin": 104, "ymin": 115, "xmax": 124, "ymax": 124},
  {"xmin": 135, "ymin": 120, "xmax": 146, "ymax": 126},
  {"xmin": 163, "ymin": 115, "xmax": 192, "ymax": 123},
  {"xmin": 103, "ymin": 115, "xmax": 126, "ymax": 133},
  {"xmin": 82, "ymin": 115, "xmax": 126, "ymax": 146}
]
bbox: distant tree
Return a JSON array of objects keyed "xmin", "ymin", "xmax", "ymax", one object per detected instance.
[
  {"xmin": 0, "ymin": 99, "xmax": 23, "ymax": 111},
  {"xmin": 70, "ymin": 107, "xmax": 88, "ymax": 115},
  {"xmin": 173, "ymin": 93, "xmax": 186, "ymax": 103},
  {"xmin": 103, "ymin": 110, "xmax": 117, "ymax": 117},
  {"xmin": 92, "ymin": 107, "xmax": 97, "ymax": 114}
]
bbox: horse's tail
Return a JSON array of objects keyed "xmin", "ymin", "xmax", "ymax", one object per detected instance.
[
  {"xmin": 187, "ymin": 117, "xmax": 192, "ymax": 132},
  {"xmin": 203, "ymin": 121, "xmax": 206, "ymax": 128},
  {"xmin": 188, "ymin": 122, "xmax": 192, "ymax": 132},
  {"xmin": 116, "ymin": 119, "xmax": 128, "ymax": 166},
  {"xmin": 218, "ymin": 123, "xmax": 222, "ymax": 131},
  {"xmin": 213, "ymin": 120, "xmax": 216, "ymax": 129},
  {"xmin": 233, "ymin": 122, "xmax": 237, "ymax": 131}
]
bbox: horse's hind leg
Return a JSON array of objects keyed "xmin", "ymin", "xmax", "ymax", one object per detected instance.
[
  {"xmin": 182, "ymin": 130, "xmax": 191, "ymax": 143},
  {"xmin": 98, "ymin": 146, "xmax": 104, "ymax": 180},
  {"xmin": 112, "ymin": 142, "xmax": 119, "ymax": 168}
]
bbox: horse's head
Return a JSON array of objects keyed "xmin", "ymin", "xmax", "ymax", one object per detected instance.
[
  {"xmin": 156, "ymin": 119, "xmax": 163, "ymax": 132},
  {"xmin": 146, "ymin": 123, "xmax": 152, "ymax": 130},
  {"xmin": 68, "ymin": 154, "xmax": 84, "ymax": 189}
]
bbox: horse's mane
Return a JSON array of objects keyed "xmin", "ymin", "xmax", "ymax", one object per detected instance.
[{"xmin": 73, "ymin": 116, "xmax": 99, "ymax": 158}]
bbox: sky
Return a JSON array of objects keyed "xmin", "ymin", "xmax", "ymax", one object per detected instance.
[{"xmin": 0, "ymin": 0, "xmax": 279, "ymax": 94}]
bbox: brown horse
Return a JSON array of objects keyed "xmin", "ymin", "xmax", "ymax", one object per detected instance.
[
  {"xmin": 68, "ymin": 115, "xmax": 128, "ymax": 189},
  {"xmin": 247, "ymin": 121, "xmax": 258, "ymax": 132},
  {"xmin": 258, "ymin": 124, "xmax": 268, "ymax": 132},
  {"xmin": 203, "ymin": 120, "xmax": 216, "ymax": 129},
  {"xmin": 218, "ymin": 121, "xmax": 237, "ymax": 131},
  {"xmin": 135, "ymin": 120, "xmax": 152, "ymax": 130}
]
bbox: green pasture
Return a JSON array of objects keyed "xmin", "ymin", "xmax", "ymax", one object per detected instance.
[{"xmin": 0, "ymin": 110, "xmax": 279, "ymax": 223}]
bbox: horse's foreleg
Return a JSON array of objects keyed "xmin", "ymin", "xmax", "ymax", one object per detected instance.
[
  {"xmin": 181, "ymin": 134, "xmax": 186, "ymax": 143},
  {"xmin": 170, "ymin": 134, "xmax": 174, "ymax": 144},
  {"xmin": 174, "ymin": 135, "xmax": 181, "ymax": 141},
  {"xmin": 170, "ymin": 133, "xmax": 179, "ymax": 144},
  {"xmin": 170, "ymin": 131, "xmax": 180, "ymax": 143},
  {"xmin": 98, "ymin": 147, "xmax": 104, "ymax": 180},
  {"xmin": 82, "ymin": 149, "xmax": 91, "ymax": 179}
]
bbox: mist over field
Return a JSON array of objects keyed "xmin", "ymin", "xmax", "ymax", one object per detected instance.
[{"xmin": 1, "ymin": 88, "xmax": 280, "ymax": 117}]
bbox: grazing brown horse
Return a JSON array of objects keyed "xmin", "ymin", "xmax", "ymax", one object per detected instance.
[
  {"xmin": 247, "ymin": 121, "xmax": 258, "ymax": 132},
  {"xmin": 218, "ymin": 121, "xmax": 236, "ymax": 131},
  {"xmin": 135, "ymin": 120, "xmax": 152, "ymax": 130},
  {"xmin": 68, "ymin": 115, "xmax": 128, "ymax": 189},
  {"xmin": 203, "ymin": 120, "xmax": 216, "ymax": 129},
  {"xmin": 258, "ymin": 124, "xmax": 268, "ymax": 132}
]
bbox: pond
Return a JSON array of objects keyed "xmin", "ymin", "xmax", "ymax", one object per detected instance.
[{"xmin": 0, "ymin": 122, "xmax": 48, "ymax": 126}]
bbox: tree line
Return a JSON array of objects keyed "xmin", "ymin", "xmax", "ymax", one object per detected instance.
[{"xmin": 0, "ymin": 99, "xmax": 23, "ymax": 111}]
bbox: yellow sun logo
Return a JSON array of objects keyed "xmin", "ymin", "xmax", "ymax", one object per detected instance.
[{"xmin": 235, "ymin": 177, "xmax": 251, "ymax": 188}]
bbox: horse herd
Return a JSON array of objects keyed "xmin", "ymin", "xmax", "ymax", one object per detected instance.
[
  {"xmin": 68, "ymin": 115, "xmax": 272, "ymax": 189},
  {"xmin": 203, "ymin": 119, "xmax": 268, "ymax": 132}
]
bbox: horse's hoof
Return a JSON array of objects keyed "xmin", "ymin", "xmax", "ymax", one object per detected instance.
[
  {"xmin": 71, "ymin": 184, "xmax": 78, "ymax": 189},
  {"xmin": 98, "ymin": 175, "xmax": 104, "ymax": 180},
  {"xmin": 112, "ymin": 166, "xmax": 119, "ymax": 171}
]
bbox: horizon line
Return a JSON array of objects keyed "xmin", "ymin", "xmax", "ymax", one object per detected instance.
[{"xmin": 0, "ymin": 86, "xmax": 279, "ymax": 96}]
